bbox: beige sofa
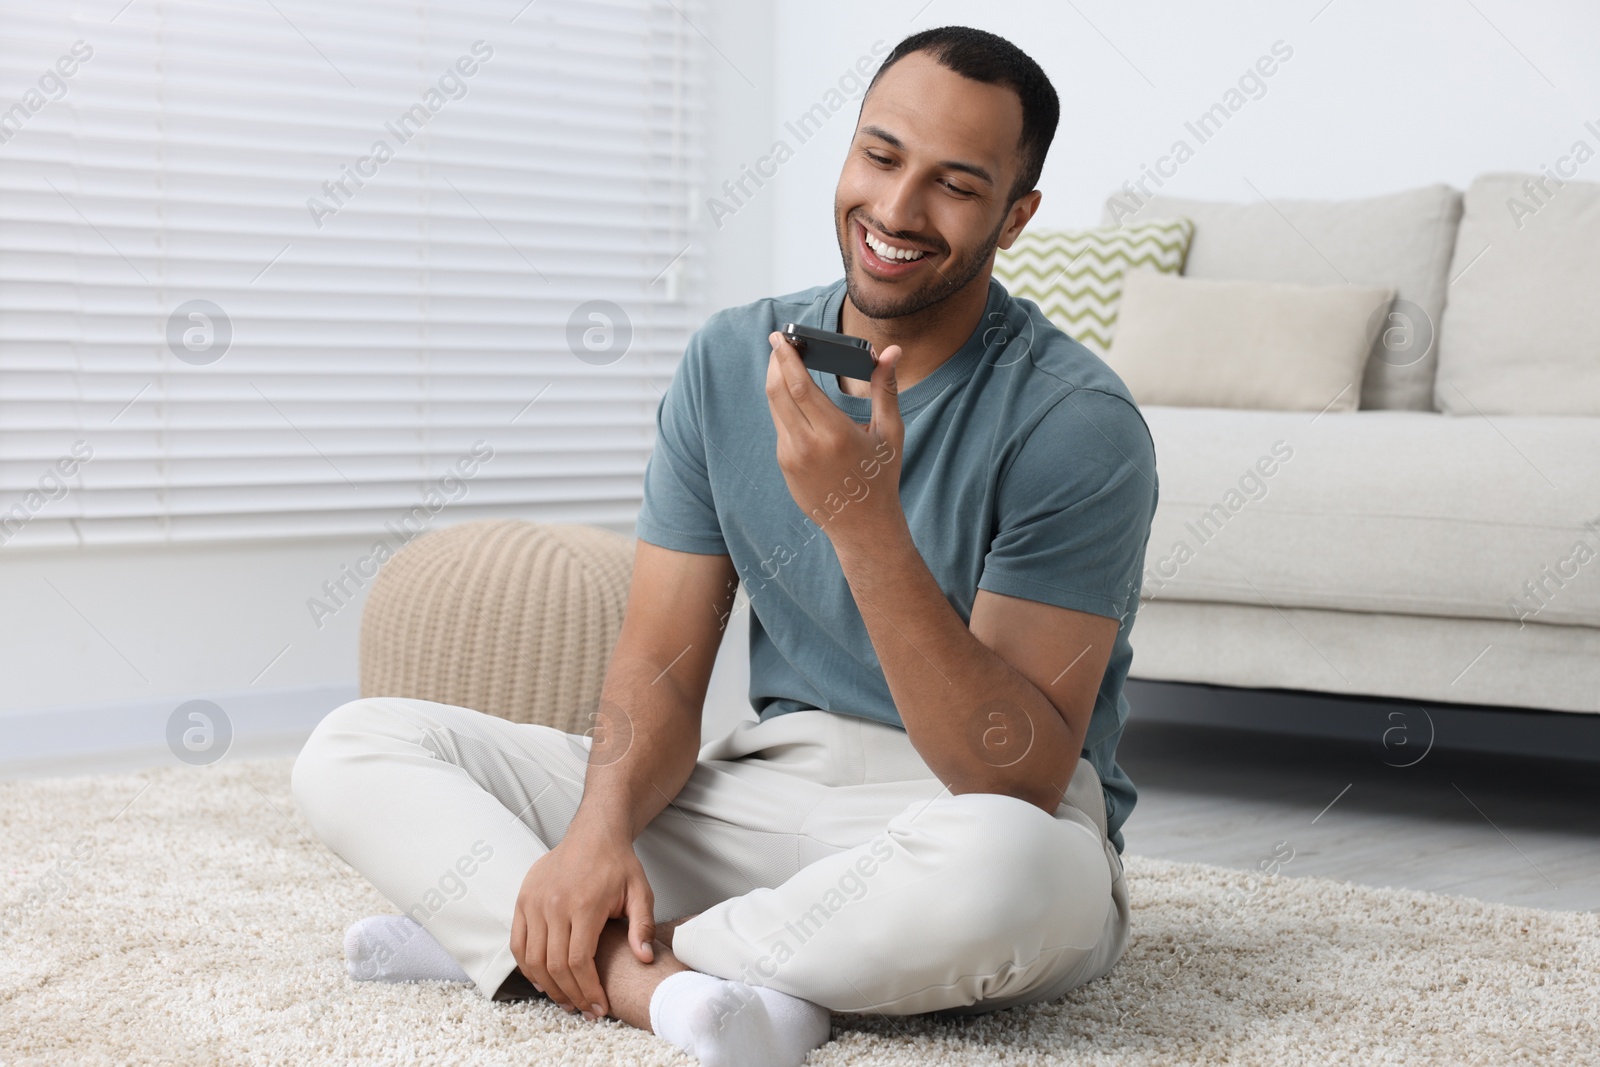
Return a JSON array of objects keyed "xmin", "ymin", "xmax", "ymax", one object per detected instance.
[{"xmin": 1110, "ymin": 176, "xmax": 1600, "ymax": 717}]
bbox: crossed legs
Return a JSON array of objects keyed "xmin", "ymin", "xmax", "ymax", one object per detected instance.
[{"xmin": 292, "ymin": 697, "xmax": 1128, "ymax": 1025}]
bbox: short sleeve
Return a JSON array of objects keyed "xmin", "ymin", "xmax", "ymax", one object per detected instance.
[
  {"xmin": 977, "ymin": 388, "xmax": 1158, "ymax": 620},
  {"xmin": 635, "ymin": 332, "xmax": 729, "ymax": 555}
]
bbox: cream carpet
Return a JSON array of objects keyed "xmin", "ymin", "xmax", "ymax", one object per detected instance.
[{"xmin": 2, "ymin": 757, "xmax": 1595, "ymax": 1066}]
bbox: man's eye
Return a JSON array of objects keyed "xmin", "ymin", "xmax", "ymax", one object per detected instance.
[
  {"xmin": 865, "ymin": 151, "xmax": 892, "ymax": 165},
  {"xmin": 942, "ymin": 181, "xmax": 973, "ymax": 196}
]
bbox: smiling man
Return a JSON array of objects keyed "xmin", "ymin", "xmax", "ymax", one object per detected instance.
[{"xmin": 294, "ymin": 25, "xmax": 1158, "ymax": 1067}]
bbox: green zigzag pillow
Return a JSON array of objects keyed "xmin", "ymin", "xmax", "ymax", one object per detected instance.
[{"xmin": 994, "ymin": 218, "xmax": 1194, "ymax": 357}]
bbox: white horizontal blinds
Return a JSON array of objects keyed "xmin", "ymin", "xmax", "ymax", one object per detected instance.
[{"xmin": 0, "ymin": 0, "xmax": 702, "ymax": 546}]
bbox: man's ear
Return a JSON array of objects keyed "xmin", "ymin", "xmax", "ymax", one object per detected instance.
[{"xmin": 997, "ymin": 188, "xmax": 1042, "ymax": 250}]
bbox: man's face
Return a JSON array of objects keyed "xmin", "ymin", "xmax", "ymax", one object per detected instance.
[{"xmin": 834, "ymin": 52, "xmax": 1026, "ymax": 321}]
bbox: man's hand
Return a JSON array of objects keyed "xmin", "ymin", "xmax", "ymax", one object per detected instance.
[
  {"xmin": 765, "ymin": 331, "xmax": 906, "ymax": 550},
  {"xmin": 510, "ymin": 827, "xmax": 656, "ymax": 1019}
]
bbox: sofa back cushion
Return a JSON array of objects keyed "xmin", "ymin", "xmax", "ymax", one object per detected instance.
[
  {"xmin": 1434, "ymin": 172, "xmax": 1600, "ymax": 416},
  {"xmin": 1101, "ymin": 184, "xmax": 1462, "ymax": 411}
]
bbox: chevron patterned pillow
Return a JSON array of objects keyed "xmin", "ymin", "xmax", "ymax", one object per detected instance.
[{"xmin": 993, "ymin": 219, "xmax": 1194, "ymax": 356}]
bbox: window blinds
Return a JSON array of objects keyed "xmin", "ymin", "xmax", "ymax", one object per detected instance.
[{"xmin": 0, "ymin": 0, "xmax": 702, "ymax": 547}]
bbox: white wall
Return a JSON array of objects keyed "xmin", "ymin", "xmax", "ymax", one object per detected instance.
[
  {"xmin": 764, "ymin": 0, "xmax": 1600, "ymax": 293},
  {"xmin": 698, "ymin": 0, "xmax": 778, "ymax": 310},
  {"xmin": 1, "ymin": 536, "xmax": 369, "ymax": 713}
]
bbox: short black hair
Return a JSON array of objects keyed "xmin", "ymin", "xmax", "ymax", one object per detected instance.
[{"xmin": 864, "ymin": 26, "xmax": 1059, "ymax": 205}]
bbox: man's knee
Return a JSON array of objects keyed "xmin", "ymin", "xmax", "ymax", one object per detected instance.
[
  {"xmin": 291, "ymin": 697, "xmax": 417, "ymax": 826},
  {"xmin": 892, "ymin": 792, "xmax": 1108, "ymax": 940}
]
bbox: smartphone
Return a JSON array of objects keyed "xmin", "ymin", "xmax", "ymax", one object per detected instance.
[{"xmin": 780, "ymin": 322, "xmax": 878, "ymax": 381}]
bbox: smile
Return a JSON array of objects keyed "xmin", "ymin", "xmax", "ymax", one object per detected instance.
[
  {"xmin": 854, "ymin": 219, "xmax": 934, "ymax": 279},
  {"xmin": 862, "ymin": 229, "xmax": 926, "ymax": 261}
]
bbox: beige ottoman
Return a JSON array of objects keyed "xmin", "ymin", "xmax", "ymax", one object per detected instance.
[{"xmin": 359, "ymin": 519, "xmax": 633, "ymax": 733}]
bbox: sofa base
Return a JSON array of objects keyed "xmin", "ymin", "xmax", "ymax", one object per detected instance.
[{"xmin": 1131, "ymin": 599, "xmax": 1600, "ymax": 716}]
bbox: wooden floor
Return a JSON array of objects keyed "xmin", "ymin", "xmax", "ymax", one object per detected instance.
[{"xmin": 1115, "ymin": 715, "xmax": 1600, "ymax": 914}]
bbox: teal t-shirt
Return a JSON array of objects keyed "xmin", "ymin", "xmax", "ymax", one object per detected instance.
[{"xmin": 636, "ymin": 276, "xmax": 1158, "ymax": 854}]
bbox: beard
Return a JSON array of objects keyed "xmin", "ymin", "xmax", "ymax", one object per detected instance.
[{"xmin": 835, "ymin": 206, "xmax": 1008, "ymax": 322}]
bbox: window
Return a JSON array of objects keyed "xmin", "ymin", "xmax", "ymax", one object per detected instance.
[{"xmin": 0, "ymin": 0, "xmax": 702, "ymax": 546}]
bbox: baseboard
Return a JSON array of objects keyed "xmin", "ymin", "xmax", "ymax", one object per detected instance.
[
  {"xmin": 0, "ymin": 682, "xmax": 357, "ymax": 780},
  {"xmin": 1126, "ymin": 678, "xmax": 1600, "ymax": 764}
]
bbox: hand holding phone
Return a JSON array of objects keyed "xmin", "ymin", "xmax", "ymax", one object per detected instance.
[{"xmin": 780, "ymin": 322, "xmax": 878, "ymax": 381}]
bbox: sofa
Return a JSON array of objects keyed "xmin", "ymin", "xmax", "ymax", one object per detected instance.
[{"xmin": 1107, "ymin": 175, "xmax": 1600, "ymax": 717}]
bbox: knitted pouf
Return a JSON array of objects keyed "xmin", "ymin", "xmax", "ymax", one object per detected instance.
[{"xmin": 358, "ymin": 519, "xmax": 634, "ymax": 732}]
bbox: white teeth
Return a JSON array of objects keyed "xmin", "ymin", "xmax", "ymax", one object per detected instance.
[{"xmin": 864, "ymin": 230, "xmax": 925, "ymax": 262}]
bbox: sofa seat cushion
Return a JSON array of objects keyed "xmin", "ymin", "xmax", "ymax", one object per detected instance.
[{"xmin": 1138, "ymin": 406, "xmax": 1600, "ymax": 628}]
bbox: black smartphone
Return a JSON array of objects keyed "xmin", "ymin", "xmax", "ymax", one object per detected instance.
[{"xmin": 780, "ymin": 322, "xmax": 878, "ymax": 381}]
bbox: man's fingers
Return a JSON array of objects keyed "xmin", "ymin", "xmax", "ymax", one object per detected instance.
[
  {"xmin": 626, "ymin": 884, "xmax": 657, "ymax": 965},
  {"xmin": 510, "ymin": 906, "xmax": 526, "ymax": 973},
  {"xmin": 566, "ymin": 913, "xmax": 610, "ymax": 1019},
  {"xmin": 511, "ymin": 906, "xmax": 543, "ymax": 994},
  {"xmin": 766, "ymin": 356, "xmax": 797, "ymax": 456},
  {"xmin": 869, "ymin": 344, "xmax": 904, "ymax": 448},
  {"xmin": 521, "ymin": 911, "xmax": 561, "ymax": 1006},
  {"xmin": 543, "ymin": 919, "xmax": 589, "ymax": 1015},
  {"xmin": 769, "ymin": 330, "xmax": 818, "ymax": 405},
  {"xmin": 765, "ymin": 332, "xmax": 814, "ymax": 437}
]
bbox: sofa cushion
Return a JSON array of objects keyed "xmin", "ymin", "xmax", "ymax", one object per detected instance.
[
  {"xmin": 1434, "ymin": 172, "xmax": 1600, "ymax": 416},
  {"xmin": 992, "ymin": 218, "xmax": 1193, "ymax": 356},
  {"xmin": 1102, "ymin": 184, "xmax": 1462, "ymax": 411},
  {"xmin": 1138, "ymin": 406, "xmax": 1600, "ymax": 629},
  {"xmin": 1108, "ymin": 272, "xmax": 1392, "ymax": 411}
]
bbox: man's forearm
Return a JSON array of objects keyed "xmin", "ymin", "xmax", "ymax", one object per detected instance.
[
  {"xmin": 834, "ymin": 521, "xmax": 1080, "ymax": 811},
  {"xmin": 568, "ymin": 654, "xmax": 704, "ymax": 843}
]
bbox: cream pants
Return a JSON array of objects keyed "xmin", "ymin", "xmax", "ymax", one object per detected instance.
[{"xmin": 291, "ymin": 697, "xmax": 1129, "ymax": 1015}]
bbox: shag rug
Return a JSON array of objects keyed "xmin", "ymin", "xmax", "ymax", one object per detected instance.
[{"xmin": 2, "ymin": 757, "xmax": 1595, "ymax": 1066}]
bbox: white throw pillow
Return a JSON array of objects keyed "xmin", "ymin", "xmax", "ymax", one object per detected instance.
[
  {"xmin": 1107, "ymin": 270, "xmax": 1395, "ymax": 412},
  {"xmin": 1435, "ymin": 173, "xmax": 1600, "ymax": 416}
]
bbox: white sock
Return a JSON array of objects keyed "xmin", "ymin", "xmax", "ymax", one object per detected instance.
[
  {"xmin": 648, "ymin": 970, "xmax": 830, "ymax": 1067},
  {"xmin": 344, "ymin": 915, "xmax": 470, "ymax": 984}
]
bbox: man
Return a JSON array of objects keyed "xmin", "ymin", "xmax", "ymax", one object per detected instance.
[{"xmin": 294, "ymin": 24, "xmax": 1158, "ymax": 1067}]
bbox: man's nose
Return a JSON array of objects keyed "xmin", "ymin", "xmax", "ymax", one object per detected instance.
[{"xmin": 873, "ymin": 175, "xmax": 926, "ymax": 239}]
